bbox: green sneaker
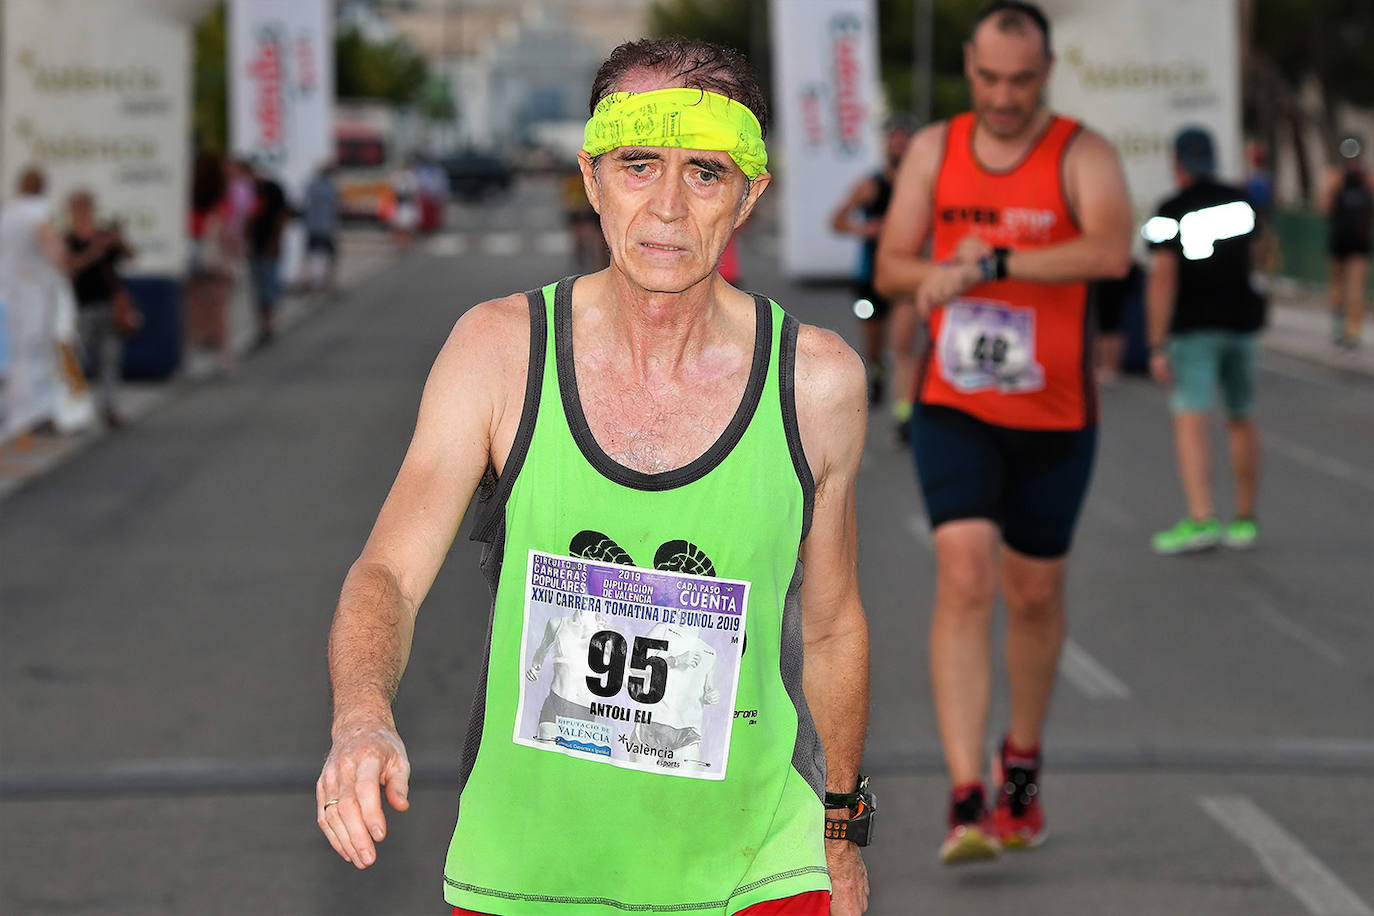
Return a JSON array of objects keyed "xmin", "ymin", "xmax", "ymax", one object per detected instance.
[
  {"xmin": 1222, "ymin": 518, "xmax": 1259, "ymax": 549},
  {"xmin": 1151, "ymin": 517, "xmax": 1222, "ymax": 555}
]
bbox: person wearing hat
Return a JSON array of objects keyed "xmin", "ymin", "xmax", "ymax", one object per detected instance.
[
  {"xmin": 1143, "ymin": 125, "xmax": 1266, "ymax": 554},
  {"xmin": 1320, "ymin": 135, "xmax": 1372, "ymax": 349}
]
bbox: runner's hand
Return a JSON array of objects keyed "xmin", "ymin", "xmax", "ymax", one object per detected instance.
[
  {"xmin": 702, "ymin": 687, "xmax": 721, "ymax": 705},
  {"xmin": 826, "ymin": 838, "xmax": 869, "ymax": 915},
  {"xmin": 1149, "ymin": 351, "xmax": 1172, "ymax": 386},
  {"xmin": 953, "ymin": 234, "xmax": 993, "ymax": 264},
  {"xmin": 317, "ymin": 718, "xmax": 411, "ymax": 869},
  {"xmin": 916, "ymin": 261, "xmax": 981, "ymax": 318},
  {"xmin": 525, "ymin": 662, "xmax": 542, "ymax": 681}
]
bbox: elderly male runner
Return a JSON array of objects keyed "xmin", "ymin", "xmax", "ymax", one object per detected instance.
[
  {"xmin": 316, "ymin": 38, "xmax": 872, "ymax": 916},
  {"xmin": 875, "ymin": 0, "xmax": 1132, "ymax": 864}
]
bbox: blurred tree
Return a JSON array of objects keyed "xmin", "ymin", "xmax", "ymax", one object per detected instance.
[
  {"xmin": 192, "ymin": 4, "xmax": 228, "ymax": 153},
  {"xmin": 335, "ymin": 25, "xmax": 429, "ymax": 104},
  {"xmin": 1248, "ymin": 0, "xmax": 1373, "ymax": 201}
]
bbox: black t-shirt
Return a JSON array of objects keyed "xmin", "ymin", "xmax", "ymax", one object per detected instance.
[
  {"xmin": 248, "ymin": 178, "xmax": 289, "ymax": 257},
  {"xmin": 1148, "ymin": 179, "xmax": 1266, "ymax": 334},
  {"xmin": 857, "ymin": 170, "xmax": 894, "ymax": 282},
  {"xmin": 65, "ymin": 231, "xmax": 124, "ymax": 307}
]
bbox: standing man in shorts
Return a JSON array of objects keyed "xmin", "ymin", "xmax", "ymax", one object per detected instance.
[
  {"xmin": 1144, "ymin": 126, "xmax": 1266, "ymax": 554},
  {"xmin": 875, "ymin": 0, "xmax": 1132, "ymax": 864},
  {"xmin": 316, "ymin": 37, "xmax": 873, "ymax": 915}
]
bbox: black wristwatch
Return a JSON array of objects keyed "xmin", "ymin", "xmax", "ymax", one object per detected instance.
[
  {"xmin": 824, "ymin": 775, "xmax": 877, "ymax": 847},
  {"xmin": 976, "ymin": 247, "xmax": 1011, "ymax": 283},
  {"xmin": 993, "ymin": 246, "xmax": 1011, "ymax": 280}
]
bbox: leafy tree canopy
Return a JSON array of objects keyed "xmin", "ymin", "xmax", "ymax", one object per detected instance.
[{"xmin": 335, "ymin": 25, "xmax": 429, "ymax": 104}]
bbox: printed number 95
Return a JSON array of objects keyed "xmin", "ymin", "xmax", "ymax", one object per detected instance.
[{"xmin": 587, "ymin": 632, "xmax": 668, "ymax": 704}]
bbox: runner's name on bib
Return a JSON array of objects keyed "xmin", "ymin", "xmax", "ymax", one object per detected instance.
[
  {"xmin": 513, "ymin": 549, "xmax": 750, "ymax": 781},
  {"xmin": 936, "ymin": 297, "xmax": 1046, "ymax": 394}
]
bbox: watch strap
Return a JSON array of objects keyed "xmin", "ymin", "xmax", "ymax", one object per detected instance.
[{"xmin": 823, "ymin": 774, "xmax": 869, "ymax": 810}]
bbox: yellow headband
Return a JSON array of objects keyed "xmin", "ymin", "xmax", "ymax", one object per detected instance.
[{"xmin": 583, "ymin": 87, "xmax": 768, "ymax": 180}]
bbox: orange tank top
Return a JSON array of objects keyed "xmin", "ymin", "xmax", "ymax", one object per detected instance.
[{"xmin": 919, "ymin": 111, "xmax": 1095, "ymax": 430}]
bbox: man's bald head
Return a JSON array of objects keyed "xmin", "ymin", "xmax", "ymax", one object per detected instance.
[{"xmin": 970, "ymin": 1, "xmax": 1052, "ymax": 63}]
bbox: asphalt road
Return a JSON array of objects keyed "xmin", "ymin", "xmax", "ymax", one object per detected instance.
[{"xmin": 2, "ymin": 177, "xmax": 1371, "ymax": 916}]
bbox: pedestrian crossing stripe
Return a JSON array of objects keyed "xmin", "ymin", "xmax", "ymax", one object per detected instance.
[{"xmin": 426, "ymin": 231, "xmax": 574, "ymax": 258}]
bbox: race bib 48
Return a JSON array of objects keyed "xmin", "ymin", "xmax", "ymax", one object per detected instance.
[{"xmin": 936, "ymin": 297, "xmax": 1046, "ymax": 394}]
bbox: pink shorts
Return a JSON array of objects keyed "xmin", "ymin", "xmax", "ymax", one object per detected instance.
[{"xmin": 453, "ymin": 889, "xmax": 831, "ymax": 916}]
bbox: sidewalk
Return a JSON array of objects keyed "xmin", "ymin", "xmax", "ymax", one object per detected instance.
[
  {"xmin": 0, "ymin": 229, "xmax": 398, "ymax": 503},
  {"xmin": 1263, "ymin": 279, "xmax": 1374, "ymax": 376}
]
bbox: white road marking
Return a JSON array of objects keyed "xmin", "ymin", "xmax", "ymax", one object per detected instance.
[
  {"xmin": 536, "ymin": 231, "xmax": 572, "ymax": 255},
  {"xmin": 426, "ymin": 234, "xmax": 467, "ymax": 257},
  {"xmin": 481, "ymin": 232, "xmax": 524, "ymax": 256},
  {"xmin": 1261, "ymin": 353, "xmax": 1356, "ymax": 389},
  {"xmin": 1059, "ymin": 638, "xmax": 1132, "ymax": 700},
  {"xmin": 1200, "ymin": 795, "xmax": 1374, "ymax": 916},
  {"xmin": 1238, "ymin": 588, "xmax": 1347, "ymax": 667},
  {"xmin": 1263, "ymin": 431, "xmax": 1374, "ymax": 494},
  {"xmin": 904, "ymin": 513, "xmax": 934, "ymax": 550}
]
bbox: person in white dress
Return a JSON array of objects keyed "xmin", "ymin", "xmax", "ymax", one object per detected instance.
[{"xmin": 0, "ymin": 166, "xmax": 71, "ymax": 444}]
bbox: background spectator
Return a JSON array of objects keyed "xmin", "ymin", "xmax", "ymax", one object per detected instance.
[
  {"xmin": 187, "ymin": 151, "xmax": 237, "ymax": 375},
  {"xmin": 65, "ymin": 189, "xmax": 136, "ymax": 428},
  {"xmin": 246, "ymin": 169, "xmax": 292, "ymax": 347},
  {"xmin": 1321, "ymin": 135, "xmax": 1372, "ymax": 349},
  {"xmin": 0, "ymin": 166, "xmax": 70, "ymax": 445}
]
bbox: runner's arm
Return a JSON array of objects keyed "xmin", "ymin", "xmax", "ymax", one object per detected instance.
[
  {"xmin": 794, "ymin": 326, "xmax": 871, "ymax": 915},
  {"xmin": 830, "ymin": 177, "xmax": 880, "ymax": 238},
  {"xmin": 1316, "ymin": 167, "xmax": 1340, "ymax": 216},
  {"xmin": 1001, "ymin": 129, "xmax": 1133, "ymax": 284},
  {"xmin": 1145, "ymin": 249, "xmax": 1179, "ymax": 385},
  {"xmin": 319, "ymin": 294, "xmax": 528, "ymax": 870},
  {"xmin": 874, "ymin": 123, "xmax": 953, "ymax": 297}
]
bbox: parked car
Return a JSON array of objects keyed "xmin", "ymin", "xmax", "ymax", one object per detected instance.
[{"xmin": 442, "ymin": 149, "xmax": 514, "ymax": 201}]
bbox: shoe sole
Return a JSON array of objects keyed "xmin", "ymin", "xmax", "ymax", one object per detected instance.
[
  {"xmin": 1222, "ymin": 538, "xmax": 1256, "ymax": 550},
  {"xmin": 939, "ymin": 827, "xmax": 1001, "ymax": 864},
  {"xmin": 1152, "ymin": 536, "xmax": 1220, "ymax": 555},
  {"xmin": 1000, "ymin": 828, "xmax": 1048, "ymax": 850}
]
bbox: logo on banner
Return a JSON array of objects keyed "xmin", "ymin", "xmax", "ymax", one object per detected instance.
[
  {"xmin": 246, "ymin": 24, "xmax": 289, "ymax": 167},
  {"xmin": 829, "ymin": 13, "xmax": 865, "ymax": 155}
]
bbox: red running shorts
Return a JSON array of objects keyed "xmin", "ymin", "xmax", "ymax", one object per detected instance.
[{"xmin": 454, "ymin": 890, "xmax": 831, "ymax": 916}]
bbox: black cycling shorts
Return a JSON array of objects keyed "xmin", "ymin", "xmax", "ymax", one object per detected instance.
[
  {"xmin": 1330, "ymin": 237, "xmax": 1372, "ymax": 258},
  {"xmin": 911, "ymin": 405, "xmax": 1097, "ymax": 559}
]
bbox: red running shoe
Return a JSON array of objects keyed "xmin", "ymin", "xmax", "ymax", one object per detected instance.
[
  {"xmin": 992, "ymin": 738, "xmax": 1047, "ymax": 849},
  {"xmin": 939, "ymin": 783, "xmax": 1001, "ymax": 864}
]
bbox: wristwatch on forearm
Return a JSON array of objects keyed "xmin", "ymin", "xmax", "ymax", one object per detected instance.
[
  {"xmin": 823, "ymin": 774, "xmax": 877, "ymax": 846},
  {"xmin": 977, "ymin": 247, "xmax": 1011, "ymax": 283}
]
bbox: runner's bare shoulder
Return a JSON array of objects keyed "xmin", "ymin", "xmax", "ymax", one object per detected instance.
[
  {"xmin": 1062, "ymin": 125, "xmax": 1121, "ymax": 170},
  {"xmin": 424, "ymin": 292, "xmax": 533, "ymax": 453},
  {"xmin": 792, "ymin": 324, "xmax": 866, "ymax": 479},
  {"xmin": 903, "ymin": 121, "xmax": 951, "ymax": 180}
]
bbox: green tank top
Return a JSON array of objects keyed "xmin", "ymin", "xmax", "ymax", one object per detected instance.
[{"xmin": 444, "ymin": 277, "xmax": 828, "ymax": 914}]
